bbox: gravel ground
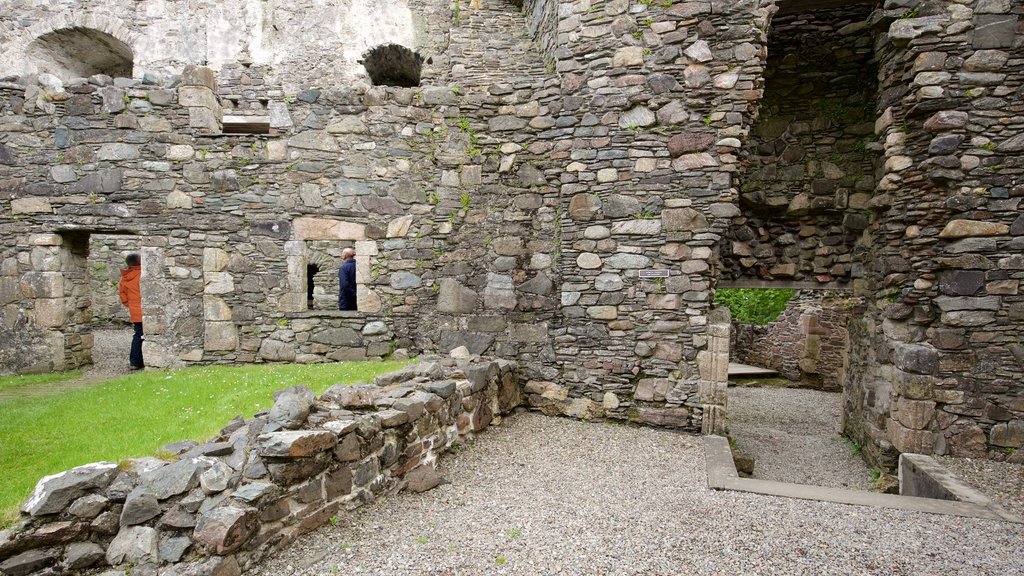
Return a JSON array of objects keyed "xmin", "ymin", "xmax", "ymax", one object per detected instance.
[
  {"xmin": 251, "ymin": 413, "xmax": 1023, "ymax": 576},
  {"xmin": 938, "ymin": 456, "xmax": 1024, "ymax": 519},
  {"xmin": 727, "ymin": 385, "xmax": 872, "ymax": 490},
  {"xmin": 0, "ymin": 328, "xmax": 132, "ymax": 402}
]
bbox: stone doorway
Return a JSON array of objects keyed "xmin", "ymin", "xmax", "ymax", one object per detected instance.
[{"xmin": 41, "ymin": 230, "xmax": 143, "ymax": 372}]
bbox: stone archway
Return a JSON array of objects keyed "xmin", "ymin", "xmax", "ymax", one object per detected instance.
[{"xmin": 28, "ymin": 27, "xmax": 134, "ymax": 79}]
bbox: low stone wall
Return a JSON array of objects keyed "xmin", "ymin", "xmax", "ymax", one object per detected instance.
[
  {"xmin": 732, "ymin": 291, "xmax": 855, "ymax": 391},
  {"xmin": 0, "ymin": 356, "xmax": 521, "ymax": 576}
]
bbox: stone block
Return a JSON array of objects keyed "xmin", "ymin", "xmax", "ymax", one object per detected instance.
[
  {"xmin": 204, "ymin": 322, "xmax": 238, "ymax": 351},
  {"xmin": 939, "ymin": 220, "xmax": 1009, "ymax": 238},
  {"xmin": 11, "ymin": 198, "xmax": 52, "ymax": 214},
  {"xmin": 106, "ymin": 526, "xmax": 159, "ymax": 566},
  {"xmin": 259, "ymin": 339, "xmax": 296, "ymax": 362},
  {"xmin": 181, "ymin": 65, "xmax": 217, "ymax": 89},
  {"xmin": 896, "ymin": 398, "xmax": 936, "ymax": 430},
  {"xmin": 21, "ymin": 462, "xmax": 118, "ymax": 516},
  {"xmin": 436, "ymin": 278, "xmax": 477, "ymax": 313},
  {"xmin": 33, "ymin": 298, "xmax": 65, "ymax": 328},
  {"xmin": 632, "ymin": 407, "xmax": 689, "ymax": 427},
  {"xmin": 663, "ymin": 208, "xmax": 708, "ymax": 232},
  {"xmin": 258, "ymin": 431, "xmax": 337, "ymax": 457},
  {"xmin": 293, "ymin": 217, "xmax": 366, "ymax": 241},
  {"xmin": 990, "ymin": 420, "xmax": 1023, "ymax": 448},
  {"xmin": 193, "ymin": 505, "xmax": 258, "ymax": 555}
]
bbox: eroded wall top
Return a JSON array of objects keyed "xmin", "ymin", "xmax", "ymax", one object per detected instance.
[{"xmin": 0, "ymin": 0, "xmax": 436, "ymax": 89}]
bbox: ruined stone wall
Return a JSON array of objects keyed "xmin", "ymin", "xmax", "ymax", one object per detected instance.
[
  {"xmin": 844, "ymin": 0, "xmax": 1024, "ymax": 466},
  {"xmin": 0, "ymin": 357, "xmax": 522, "ymax": 576},
  {"xmin": 519, "ymin": 0, "xmax": 774, "ymax": 429},
  {"xmin": 0, "ymin": 0, "xmax": 443, "ymax": 89},
  {"xmin": 723, "ymin": 4, "xmax": 878, "ymax": 284},
  {"xmin": 87, "ymin": 235, "xmax": 141, "ymax": 326},
  {"xmin": 732, "ymin": 289, "xmax": 855, "ymax": 391}
]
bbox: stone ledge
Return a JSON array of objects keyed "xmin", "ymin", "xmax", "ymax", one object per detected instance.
[{"xmin": 703, "ymin": 436, "xmax": 1022, "ymax": 523}]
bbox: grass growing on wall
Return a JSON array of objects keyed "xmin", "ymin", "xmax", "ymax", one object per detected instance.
[
  {"xmin": 714, "ymin": 288, "xmax": 796, "ymax": 325},
  {"xmin": 0, "ymin": 360, "xmax": 410, "ymax": 527}
]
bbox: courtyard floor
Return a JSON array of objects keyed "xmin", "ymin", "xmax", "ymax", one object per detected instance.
[{"xmin": 251, "ymin": 412, "xmax": 1023, "ymax": 576}]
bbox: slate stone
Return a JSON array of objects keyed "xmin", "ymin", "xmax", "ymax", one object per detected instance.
[
  {"xmin": 258, "ymin": 431, "xmax": 337, "ymax": 457},
  {"xmin": 603, "ymin": 194, "xmax": 640, "ymax": 218},
  {"xmin": 68, "ymin": 493, "xmax": 109, "ymax": 519},
  {"xmin": 159, "ymin": 535, "xmax": 192, "ymax": 563},
  {"xmin": 22, "ymin": 462, "xmax": 118, "ymax": 516},
  {"xmin": 893, "ymin": 343, "xmax": 938, "ymax": 375},
  {"xmin": 106, "ymin": 526, "xmax": 159, "ymax": 566},
  {"xmin": 311, "ymin": 327, "xmax": 362, "ymax": 347},
  {"xmin": 193, "ymin": 505, "xmax": 258, "ymax": 555},
  {"xmin": 267, "ymin": 386, "xmax": 314, "ymax": 430},
  {"xmin": 121, "ymin": 487, "xmax": 161, "ymax": 526},
  {"xmin": 0, "ymin": 548, "xmax": 59, "ymax": 576},
  {"xmin": 66, "ymin": 542, "xmax": 105, "ymax": 570},
  {"xmin": 439, "ymin": 331, "xmax": 494, "ymax": 355},
  {"xmin": 421, "ymin": 380, "xmax": 456, "ymax": 398},
  {"xmin": 939, "ymin": 270, "xmax": 985, "ymax": 295},
  {"xmin": 390, "ymin": 272, "xmax": 423, "ymax": 289},
  {"xmin": 139, "ymin": 458, "xmax": 205, "ymax": 500}
]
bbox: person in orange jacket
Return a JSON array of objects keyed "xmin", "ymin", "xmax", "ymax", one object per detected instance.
[{"xmin": 119, "ymin": 253, "xmax": 144, "ymax": 370}]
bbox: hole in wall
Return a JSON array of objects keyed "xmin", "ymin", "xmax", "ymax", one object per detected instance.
[
  {"xmin": 28, "ymin": 27, "xmax": 133, "ymax": 80},
  {"xmin": 360, "ymin": 43, "xmax": 423, "ymax": 87}
]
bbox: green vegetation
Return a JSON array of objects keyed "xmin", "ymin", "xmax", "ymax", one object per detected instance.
[
  {"xmin": 0, "ymin": 371, "xmax": 82, "ymax": 391},
  {"xmin": 713, "ymin": 288, "xmax": 795, "ymax": 325},
  {"xmin": 0, "ymin": 360, "xmax": 409, "ymax": 527}
]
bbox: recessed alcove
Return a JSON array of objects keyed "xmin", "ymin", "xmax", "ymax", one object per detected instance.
[
  {"xmin": 28, "ymin": 27, "xmax": 133, "ymax": 79},
  {"xmin": 360, "ymin": 43, "xmax": 423, "ymax": 87}
]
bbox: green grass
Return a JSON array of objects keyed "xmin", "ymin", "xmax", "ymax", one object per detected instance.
[
  {"xmin": 714, "ymin": 288, "xmax": 795, "ymax": 325},
  {"xmin": 0, "ymin": 371, "xmax": 83, "ymax": 391},
  {"xmin": 0, "ymin": 360, "xmax": 409, "ymax": 527}
]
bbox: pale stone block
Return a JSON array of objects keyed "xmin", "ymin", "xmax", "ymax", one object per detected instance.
[
  {"xmin": 166, "ymin": 190, "xmax": 193, "ymax": 209},
  {"xmin": 203, "ymin": 248, "xmax": 229, "ymax": 272},
  {"xmin": 586, "ymin": 306, "xmax": 617, "ymax": 320},
  {"xmin": 166, "ymin": 145, "xmax": 194, "ymax": 161},
  {"xmin": 204, "ymin": 272, "xmax": 234, "ymax": 294},
  {"xmin": 387, "ymin": 215, "xmax": 413, "ymax": 238},
  {"xmin": 35, "ymin": 298, "xmax": 65, "ymax": 327},
  {"xmin": 359, "ymin": 287, "xmax": 382, "ymax": 313},
  {"xmin": 177, "ymin": 86, "xmax": 217, "ymax": 108},
  {"xmin": 279, "ymin": 292, "xmax": 306, "ymax": 313},
  {"xmin": 12, "ymin": 198, "xmax": 53, "ymax": 214},
  {"xmin": 266, "ymin": 140, "xmax": 288, "ymax": 161},
  {"xmin": 204, "ymin": 322, "xmax": 238, "ymax": 351},
  {"xmin": 203, "ymin": 295, "xmax": 232, "ymax": 321},
  {"xmin": 28, "ymin": 234, "xmax": 62, "ymax": 246},
  {"xmin": 597, "ymin": 168, "xmax": 618, "ymax": 183},
  {"xmin": 30, "ymin": 247, "xmax": 61, "ymax": 272},
  {"xmin": 293, "ymin": 217, "xmax": 367, "ymax": 241}
]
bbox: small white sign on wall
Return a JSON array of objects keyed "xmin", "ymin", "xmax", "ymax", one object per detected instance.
[{"xmin": 638, "ymin": 269, "xmax": 670, "ymax": 279}]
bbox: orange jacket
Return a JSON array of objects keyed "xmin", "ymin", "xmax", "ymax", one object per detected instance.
[{"xmin": 119, "ymin": 266, "xmax": 142, "ymax": 323}]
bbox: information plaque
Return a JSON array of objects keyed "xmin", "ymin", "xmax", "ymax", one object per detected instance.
[{"xmin": 638, "ymin": 269, "xmax": 670, "ymax": 278}]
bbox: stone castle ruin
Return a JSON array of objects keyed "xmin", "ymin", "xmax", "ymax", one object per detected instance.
[{"xmin": 1, "ymin": 0, "xmax": 1022, "ymax": 477}]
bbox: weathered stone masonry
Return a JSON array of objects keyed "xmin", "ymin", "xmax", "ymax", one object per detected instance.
[
  {"xmin": 0, "ymin": 357, "xmax": 522, "ymax": 576},
  {"xmin": 1, "ymin": 0, "xmax": 1022, "ymax": 467}
]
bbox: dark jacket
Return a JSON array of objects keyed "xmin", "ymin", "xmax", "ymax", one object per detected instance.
[
  {"xmin": 338, "ymin": 258, "xmax": 357, "ymax": 310},
  {"xmin": 119, "ymin": 266, "xmax": 143, "ymax": 322}
]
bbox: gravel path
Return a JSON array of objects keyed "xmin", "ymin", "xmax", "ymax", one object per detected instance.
[
  {"xmin": 0, "ymin": 328, "xmax": 132, "ymax": 402},
  {"xmin": 938, "ymin": 456, "xmax": 1024, "ymax": 519},
  {"xmin": 728, "ymin": 385, "xmax": 872, "ymax": 490},
  {"xmin": 251, "ymin": 413, "xmax": 1023, "ymax": 576}
]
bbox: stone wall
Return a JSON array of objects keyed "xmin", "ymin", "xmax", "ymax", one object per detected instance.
[
  {"xmin": 723, "ymin": 4, "xmax": 878, "ymax": 284},
  {"xmin": 0, "ymin": 356, "xmax": 521, "ymax": 576},
  {"xmin": 87, "ymin": 235, "xmax": 140, "ymax": 326},
  {"xmin": 1, "ymin": 0, "xmax": 1022, "ymax": 461},
  {"xmin": 0, "ymin": 0, "xmax": 438, "ymax": 89},
  {"xmin": 844, "ymin": 0, "xmax": 1024, "ymax": 466},
  {"xmin": 732, "ymin": 290, "xmax": 855, "ymax": 391}
]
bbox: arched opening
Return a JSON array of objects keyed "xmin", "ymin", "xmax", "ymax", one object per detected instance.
[
  {"xmin": 28, "ymin": 27, "xmax": 133, "ymax": 79},
  {"xmin": 360, "ymin": 43, "xmax": 423, "ymax": 87}
]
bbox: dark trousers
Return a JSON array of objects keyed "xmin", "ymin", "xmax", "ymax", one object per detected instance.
[{"xmin": 130, "ymin": 322, "xmax": 144, "ymax": 368}]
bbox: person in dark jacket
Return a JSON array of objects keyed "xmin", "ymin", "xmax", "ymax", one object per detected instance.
[
  {"xmin": 338, "ymin": 247, "xmax": 357, "ymax": 311},
  {"xmin": 119, "ymin": 253, "xmax": 144, "ymax": 370}
]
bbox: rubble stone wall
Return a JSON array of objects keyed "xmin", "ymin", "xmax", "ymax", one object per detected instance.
[
  {"xmin": 732, "ymin": 290, "xmax": 855, "ymax": 391},
  {"xmin": 0, "ymin": 357, "xmax": 521, "ymax": 576},
  {"xmin": 723, "ymin": 4, "xmax": 879, "ymax": 284},
  {"xmin": 844, "ymin": 0, "xmax": 1024, "ymax": 466}
]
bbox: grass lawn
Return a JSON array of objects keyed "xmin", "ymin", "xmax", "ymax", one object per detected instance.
[
  {"xmin": 0, "ymin": 371, "xmax": 83, "ymax": 391},
  {"xmin": 0, "ymin": 360, "xmax": 410, "ymax": 527}
]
